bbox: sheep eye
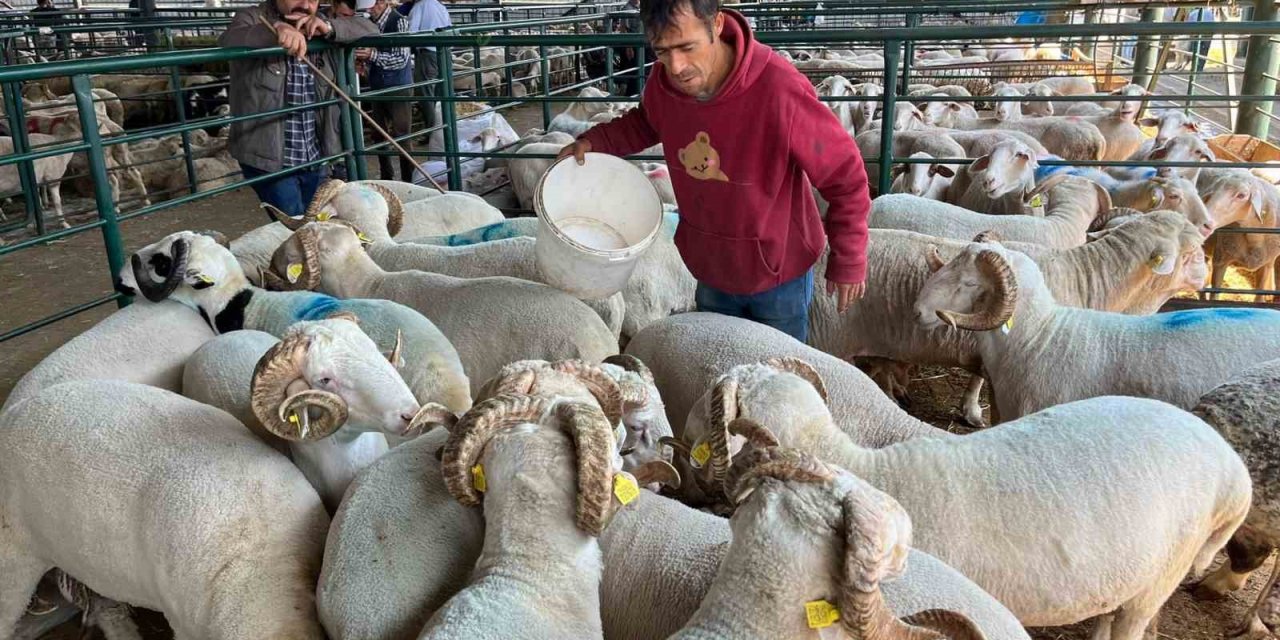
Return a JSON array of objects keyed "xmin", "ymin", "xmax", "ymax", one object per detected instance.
[{"xmin": 318, "ymin": 377, "xmax": 333, "ymax": 387}]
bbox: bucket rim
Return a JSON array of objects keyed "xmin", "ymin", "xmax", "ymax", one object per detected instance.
[{"xmin": 534, "ymin": 153, "xmax": 664, "ymax": 259}]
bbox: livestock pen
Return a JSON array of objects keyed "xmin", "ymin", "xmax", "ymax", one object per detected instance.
[{"xmin": 1, "ymin": 2, "xmax": 1280, "ymax": 639}]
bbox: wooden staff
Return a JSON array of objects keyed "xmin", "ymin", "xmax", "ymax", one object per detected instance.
[{"xmin": 258, "ymin": 14, "xmax": 447, "ymax": 193}]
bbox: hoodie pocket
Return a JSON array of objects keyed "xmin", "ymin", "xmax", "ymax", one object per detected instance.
[{"xmin": 676, "ymin": 221, "xmax": 779, "ymax": 285}]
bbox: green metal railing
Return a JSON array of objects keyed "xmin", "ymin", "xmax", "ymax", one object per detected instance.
[{"xmin": 2, "ymin": 4, "xmax": 1280, "ymax": 346}]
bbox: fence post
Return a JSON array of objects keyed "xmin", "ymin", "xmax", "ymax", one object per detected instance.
[
  {"xmin": 337, "ymin": 47, "xmax": 364, "ymax": 181},
  {"xmin": 877, "ymin": 39, "xmax": 900, "ymax": 197},
  {"xmin": 1236, "ymin": 0, "xmax": 1279, "ymax": 139},
  {"xmin": 441, "ymin": 46, "xmax": 462, "ymax": 191},
  {"xmin": 3, "ymin": 81, "xmax": 43, "ymax": 236},
  {"xmin": 72, "ymin": 74, "xmax": 127, "ymax": 309},
  {"xmin": 900, "ymin": 13, "xmax": 917, "ymax": 90},
  {"xmin": 1131, "ymin": 6, "xmax": 1162, "ymax": 87},
  {"xmin": 539, "ymin": 41, "xmax": 552, "ymax": 127},
  {"xmin": 168, "ymin": 66, "xmax": 198, "ymax": 195}
]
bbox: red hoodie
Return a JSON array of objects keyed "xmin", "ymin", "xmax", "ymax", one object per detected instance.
[{"xmin": 581, "ymin": 10, "xmax": 871, "ymax": 295}]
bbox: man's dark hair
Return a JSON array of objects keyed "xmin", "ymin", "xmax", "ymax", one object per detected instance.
[{"xmin": 639, "ymin": 0, "xmax": 719, "ymax": 41}]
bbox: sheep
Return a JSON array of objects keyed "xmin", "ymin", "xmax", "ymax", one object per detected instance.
[
  {"xmin": 180, "ymin": 320, "xmax": 442, "ymax": 511},
  {"xmin": 854, "ymin": 127, "xmax": 965, "ymax": 195},
  {"xmin": 914, "ymin": 240, "xmax": 1280, "ymax": 421},
  {"xmin": 872, "ymin": 175, "xmax": 1113, "ymax": 248},
  {"xmin": 950, "ymin": 108, "xmax": 1107, "ymax": 161},
  {"xmin": 390, "ymin": 212, "xmax": 694, "ymax": 343},
  {"xmin": 986, "ymin": 83, "xmax": 1026, "ymax": 122},
  {"xmin": 1, "ymin": 298, "xmax": 213, "ymax": 415},
  {"xmin": 1188, "ymin": 359, "xmax": 1280, "ymax": 636},
  {"xmin": 509, "ymin": 142, "xmax": 563, "ymax": 210},
  {"xmin": 1058, "ymin": 83, "xmax": 1147, "ymax": 117},
  {"xmin": 922, "ymin": 96, "xmax": 981, "ymax": 129},
  {"xmin": 1070, "ymin": 98, "xmax": 1149, "ymax": 161},
  {"xmin": 679, "ymin": 361, "xmax": 1250, "ymax": 638},
  {"xmin": 1198, "ymin": 168, "xmax": 1277, "ymax": 231},
  {"xmin": 1121, "ymin": 133, "xmax": 1215, "ymax": 181},
  {"xmin": 0, "ymin": 380, "xmax": 330, "ymax": 640},
  {"xmin": 1133, "ymin": 109, "xmax": 1202, "ymax": 155},
  {"xmin": 263, "ymin": 222, "xmax": 619, "ymax": 394},
  {"xmin": 548, "ymin": 87, "xmax": 619, "ymax": 137},
  {"xmin": 946, "ymin": 139, "xmax": 1041, "ymax": 215},
  {"xmin": 314, "ymin": 416, "xmax": 1028, "ymax": 640},
  {"xmin": 417, "ymin": 393, "xmax": 646, "ymax": 639},
  {"xmin": 672, "ymin": 446, "xmax": 990, "ymax": 640},
  {"xmin": 352, "ymin": 179, "xmax": 441, "ymax": 204},
  {"xmin": 1108, "ymin": 175, "xmax": 1214, "ymax": 236},
  {"xmin": 117, "ymin": 230, "xmax": 472, "ymax": 414},
  {"xmin": 396, "ymin": 192, "xmax": 506, "ymax": 239},
  {"xmin": 0, "ymin": 133, "xmax": 73, "ymax": 230},
  {"xmin": 906, "ymin": 84, "xmax": 971, "ymax": 98},
  {"xmin": 1015, "ymin": 82, "xmax": 1056, "ymax": 117},
  {"xmin": 263, "ymin": 183, "xmax": 626, "ymax": 341},
  {"xmin": 1205, "ymin": 204, "xmax": 1280, "ymax": 302},
  {"xmin": 809, "ymin": 213, "xmax": 1208, "ymax": 426},
  {"xmin": 890, "ymin": 151, "xmax": 955, "ymax": 200}
]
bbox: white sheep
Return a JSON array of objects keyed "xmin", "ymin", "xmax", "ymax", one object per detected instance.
[
  {"xmin": 1133, "ymin": 109, "xmax": 1202, "ymax": 155},
  {"xmin": 181, "ymin": 319, "xmax": 443, "ymax": 511},
  {"xmin": 1198, "ymin": 168, "xmax": 1276, "ymax": 230},
  {"xmin": 1106, "ymin": 175, "xmax": 1214, "ymax": 237},
  {"xmin": 872, "ymin": 175, "xmax": 1112, "ymax": 248},
  {"xmin": 946, "ymin": 139, "xmax": 1041, "ymax": 215},
  {"xmin": 0, "ymin": 133, "xmax": 73, "ymax": 230},
  {"xmin": 809, "ymin": 213, "xmax": 1207, "ymax": 426},
  {"xmin": 1124, "ymin": 133, "xmax": 1216, "ymax": 181},
  {"xmin": 915, "ymin": 241, "xmax": 1280, "ymax": 421},
  {"xmin": 950, "ymin": 106, "xmax": 1107, "ymax": 161},
  {"xmin": 673, "ymin": 446, "xmax": 991, "ymax": 640},
  {"xmin": 0, "ymin": 380, "xmax": 330, "ymax": 640},
  {"xmin": 263, "ymin": 222, "xmax": 618, "ymax": 394},
  {"xmin": 118, "ymin": 230, "xmax": 472, "ymax": 413},
  {"xmin": 680, "ymin": 360, "xmax": 1251, "ymax": 638},
  {"xmin": 508, "ymin": 142, "xmax": 562, "ymax": 210},
  {"xmin": 417, "ymin": 394, "xmax": 644, "ymax": 639},
  {"xmin": 921, "ymin": 96, "xmax": 980, "ymax": 128},
  {"xmin": 889, "ymin": 151, "xmax": 955, "ymax": 200}
]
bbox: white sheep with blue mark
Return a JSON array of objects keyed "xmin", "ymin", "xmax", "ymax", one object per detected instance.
[
  {"xmin": 118, "ymin": 231, "xmax": 472, "ymax": 414},
  {"xmin": 915, "ymin": 240, "xmax": 1280, "ymax": 421}
]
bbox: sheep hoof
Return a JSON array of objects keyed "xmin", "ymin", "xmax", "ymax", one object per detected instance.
[
  {"xmin": 962, "ymin": 410, "xmax": 988, "ymax": 429},
  {"xmin": 1229, "ymin": 614, "xmax": 1270, "ymax": 639}
]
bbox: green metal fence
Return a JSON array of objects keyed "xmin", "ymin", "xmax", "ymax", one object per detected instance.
[{"xmin": 1, "ymin": 3, "xmax": 1279, "ymax": 346}]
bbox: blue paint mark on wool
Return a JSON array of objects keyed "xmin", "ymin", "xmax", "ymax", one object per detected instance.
[
  {"xmin": 1156, "ymin": 307, "xmax": 1277, "ymax": 329},
  {"xmin": 291, "ymin": 294, "xmax": 344, "ymax": 321}
]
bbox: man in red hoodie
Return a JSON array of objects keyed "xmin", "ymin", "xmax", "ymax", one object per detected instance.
[{"xmin": 559, "ymin": 0, "xmax": 871, "ymax": 342}]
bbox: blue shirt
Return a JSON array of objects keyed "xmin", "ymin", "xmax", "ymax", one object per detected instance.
[{"xmin": 406, "ymin": 0, "xmax": 451, "ymax": 50}]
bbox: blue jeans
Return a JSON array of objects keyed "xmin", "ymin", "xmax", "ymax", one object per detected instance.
[
  {"xmin": 695, "ymin": 270, "xmax": 815, "ymax": 342},
  {"xmin": 240, "ymin": 163, "xmax": 327, "ymax": 219}
]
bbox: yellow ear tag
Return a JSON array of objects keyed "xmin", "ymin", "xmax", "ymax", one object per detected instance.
[
  {"xmin": 288, "ymin": 412, "xmax": 299, "ymax": 424},
  {"xmin": 804, "ymin": 600, "xmax": 841, "ymax": 629},
  {"xmin": 316, "ymin": 212, "xmax": 332, "ymax": 221},
  {"xmin": 1149, "ymin": 192, "xmax": 1160, "ymax": 208},
  {"xmin": 196, "ymin": 274, "xmax": 214, "ymax": 285},
  {"xmin": 1028, "ymin": 193, "xmax": 1046, "ymax": 216},
  {"xmin": 1151, "ymin": 254, "xmax": 1165, "ymax": 268},
  {"xmin": 471, "ymin": 464, "xmax": 487, "ymax": 492},
  {"xmin": 690, "ymin": 441, "xmax": 711, "ymax": 468},
  {"xmin": 1001, "ymin": 315, "xmax": 1014, "ymax": 334},
  {"xmin": 357, "ymin": 232, "xmax": 372, "ymax": 244},
  {"xmin": 286, "ymin": 263, "xmax": 304, "ymax": 284},
  {"xmin": 613, "ymin": 474, "xmax": 640, "ymax": 505}
]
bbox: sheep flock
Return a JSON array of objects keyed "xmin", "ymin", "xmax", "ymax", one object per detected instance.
[{"xmin": 7, "ymin": 24, "xmax": 1280, "ymax": 640}]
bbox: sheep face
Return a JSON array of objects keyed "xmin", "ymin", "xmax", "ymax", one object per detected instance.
[
  {"xmin": 855, "ymin": 83, "xmax": 882, "ymax": 124},
  {"xmin": 119, "ymin": 230, "xmax": 245, "ymax": 306},
  {"xmin": 893, "ymin": 104, "xmax": 925, "ymax": 131},
  {"xmin": 1140, "ymin": 177, "xmax": 1213, "ymax": 237},
  {"xmin": 1023, "ymin": 83, "xmax": 1055, "ymax": 117},
  {"xmin": 816, "ymin": 75, "xmax": 853, "ymax": 98},
  {"xmin": 290, "ymin": 319, "xmax": 422, "ymax": 437},
  {"xmin": 1109, "ymin": 84, "xmax": 1147, "ymax": 123},
  {"xmin": 891, "ymin": 152, "xmax": 955, "ymax": 198},
  {"xmin": 915, "ymin": 244, "xmax": 1023, "ymax": 333},
  {"xmin": 1202, "ymin": 174, "xmax": 1267, "ymax": 230},
  {"xmin": 990, "ymin": 85, "xmax": 1023, "ymax": 122},
  {"xmin": 266, "ymin": 222, "xmax": 365, "ymax": 291},
  {"xmin": 969, "ymin": 142, "xmax": 1037, "ymax": 199},
  {"xmin": 1140, "ymin": 110, "xmax": 1201, "ymax": 146},
  {"xmin": 923, "ymin": 99, "xmax": 964, "ymax": 127},
  {"xmin": 1149, "ymin": 134, "xmax": 1214, "ymax": 180},
  {"xmin": 600, "ymin": 363, "xmax": 675, "ymax": 474}
]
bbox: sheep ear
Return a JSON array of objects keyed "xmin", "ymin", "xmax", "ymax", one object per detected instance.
[
  {"xmin": 931, "ymin": 164, "xmax": 956, "ymax": 178},
  {"xmin": 1252, "ymin": 189, "xmax": 1266, "ymax": 221},
  {"xmin": 948, "ymin": 102, "xmax": 962, "ymax": 112},
  {"xmin": 891, "ymin": 164, "xmax": 909, "ymax": 179},
  {"xmin": 1150, "ymin": 146, "xmax": 1169, "ymax": 160},
  {"xmin": 1186, "ymin": 121, "xmax": 1201, "ymax": 133},
  {"xmin": 969, "ymin": 154, "xmax": 991, "ymax": 172}
]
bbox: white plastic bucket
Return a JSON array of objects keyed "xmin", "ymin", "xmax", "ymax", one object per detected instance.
[{"xmin": 534, "ymin": 153, "xmax": 664, "ymax": 301}]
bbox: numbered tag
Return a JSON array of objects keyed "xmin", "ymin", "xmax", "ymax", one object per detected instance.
[
  {"xmin": 1001, "ymin": 315, "xmax": 1015, "ymax": 335},
  {"xmin": 1028, "ymin": 193, "xmax": 1046, "ymax": 216},
  {"xmin": 287, "ymin": 263, "xmax": 304, "ymax": 283},
  {"xmin": 471, "ymin": 464, "xmax": 487, "ymax": 493},
  {"xmin": 804, "ymin": 600, "xmax": 841, "ymax": 629},
  {"xmin": 613, "ymin": 474, "xmax": 640, "ymax": 505},
  {"xmin": 316, "ymin": 211, "xmax": 332, "ymax": 221}
]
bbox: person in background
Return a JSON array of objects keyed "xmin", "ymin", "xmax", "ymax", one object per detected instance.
[
  {"xmin": 559, "ymin": 0, "xmax": 871, "ymax": 341},
  {"xmin": 218, "ymin": 0, "xmax": 377, "ymax": 217},
  {"xmin": 404, "ymin": 0, "xmax": 451, "ymax": 131},
  {"xmin": 355, "ymin": 0, "xmax": 416, "ymax": 181},
  {"xmin": 30, "ymin": 0, "xmax": 68, "ymax": 55}
]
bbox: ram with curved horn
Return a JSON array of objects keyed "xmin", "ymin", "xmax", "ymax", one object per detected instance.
[
  {"xmin": 914, "ymin": 241, "xmax": 1280, "ymax": 421},
  {"xmin": 183, "ymin": 318, "xmax": 436, "ymax": 511},
  {"xmin": 260, "ymin": 222, "xmax": 619, "ymax": 394},
  {"xmin": 421, "ymin": 394, "xmax": 670, "ymax": 639},
  {"xmin": 472, "ymin": 358, "xmax": 677, "ymax": 480},
  {"xmin": 118, "ymin": 230, "xmax": 472, "ymax": 416},
  {"xmin": 676, "ymin": 358, "xmax": 1250, "ymax": 639},
  {"xmin": 670, "ymin": 446, "xmax": 982, "ymax": 640}
]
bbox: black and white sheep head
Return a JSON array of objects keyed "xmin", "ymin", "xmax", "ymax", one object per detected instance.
[
  {"xmin": 672, "ymin": 358, "xmax": 828, "ymax": 509},
  {"xmin": 440, "ymin": 394, "xmax": 664, "ymax": 537},
  {"xmin": 967, "ymin": 141, "xmax": 1037, "ymax": 200},
  {"xmin": 262, "ymin": 222, "xmax": 365, "ymax": 292},
  {"xmin": 117, "ymin": 230, "xmax": 242, "ymax": 305},
  {"xmin": 1139, "ymin": 109, "xmax": 1201, "ymax": 147},
  {"xmin": 264, "ymin": 179, "xmax": 403, "ymax": 240},
  {"xmin": 249, "ymin": 316, "xmax": 424, "ymax": 441},
  {"xmin": 916, "ymin": 243, "xmax": 1024, "ymax": 334},
  {"xmin": 726, "ymin": 447, "xmax": 983, "ymax": 640}
]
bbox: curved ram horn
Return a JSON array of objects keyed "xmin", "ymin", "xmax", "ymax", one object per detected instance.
[
  {"xmin": 935, "ymin": 251, "xmax": 1018, "ymax": 332},
  {"xmin": 131, "ymin": 236, "xmax": 189, "ymax": 303}
]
